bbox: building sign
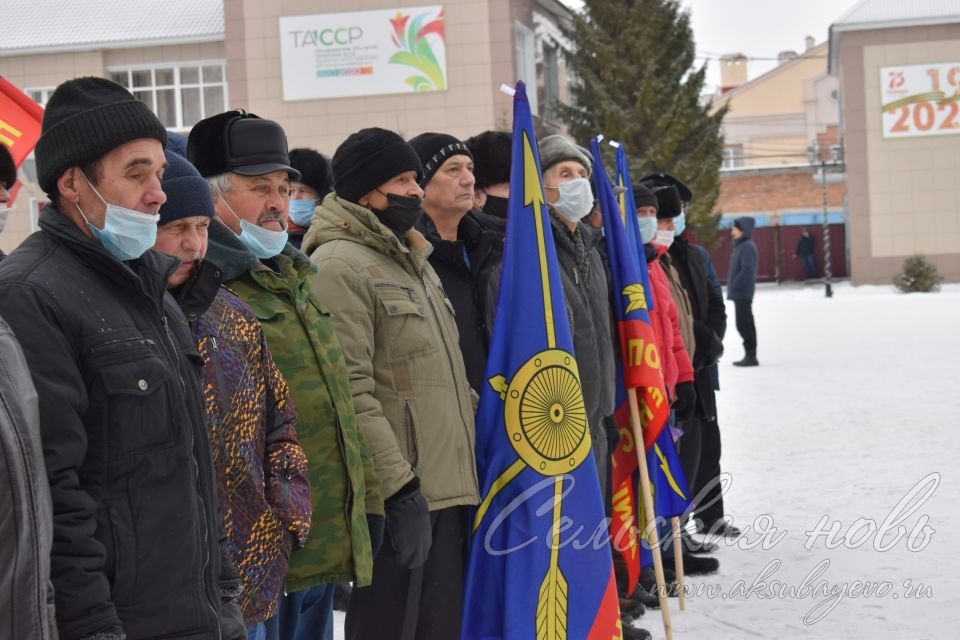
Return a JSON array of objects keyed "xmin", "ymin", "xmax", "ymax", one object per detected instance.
[
  {"xmin": 881, "ymin": 62, "xmax": 960, "ymax": 139},
  {"xmin": 279, "ymin": 6, "xmax": 446, "ymax": 101}
]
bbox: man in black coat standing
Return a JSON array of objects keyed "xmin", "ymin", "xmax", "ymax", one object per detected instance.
[
  {"xmin": 409, "ymin": 133, "xmax": 503, "ymax": 394},
  {"xmin": 0, "ymin": 77, "xmax": 243, "ymax": 640},
  {"xmin": 728, "ymin": 217, "xmax": 759, "ymax": 366}
]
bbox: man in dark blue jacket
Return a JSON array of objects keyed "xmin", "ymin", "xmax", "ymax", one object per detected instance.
[
  {"xmin": 0, "ymin": 77, "xmax": 243, "ymax": 640},
  {"xmin": 727, "ymin": 217, "xmax": 759, "ymax": 366}
]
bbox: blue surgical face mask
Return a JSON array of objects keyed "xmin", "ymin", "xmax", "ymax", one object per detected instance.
[
  {"xmin": 218, "ymin": 192, "xmax": 288, "ymax": 259},
  {"xmin": 548, "ymin": 177, "xmax": 594, "ymax": 222},
  {"xmin": 638, "ymin": 215, "xmax": 658, "ymax": 244},
  {"xmin": 0, "ymin": 206, "xmax": 9, "ymax": 234},
  {"xmin": 78, "ymin": 174, "xmax": 159, "ymax": 261},
  {"xmin": 673, "ymin": 212, "xmax": 686, "ymax": 237},
  {"xmin": 288, "ymin": 198, "xmax": 316, "ymax": 227}
]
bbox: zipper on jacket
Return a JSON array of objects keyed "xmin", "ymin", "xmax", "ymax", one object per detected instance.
[
  {"xmin": 279, "ymin": 452, "xmax": 292, "ymax": 510},
  {"xmin": 159, "ymin": 311, "xmax": 221, "ymax": 637}
]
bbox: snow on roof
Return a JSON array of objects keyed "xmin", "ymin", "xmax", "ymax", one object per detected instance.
[
  {"xmin": 833, "ymin": 0, "xmax": 960, "ymax": 30},
  {"xmin": 0, "ymin": 0, "xmax": 224, "ymax": 56},
  {"xmin": 829, "ymin": 0, "xmax": 960, "ymax": 73}
]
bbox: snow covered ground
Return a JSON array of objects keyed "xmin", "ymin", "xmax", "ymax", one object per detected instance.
[{"xmin": 335, "ymin": 281, "xmax": 960, "ymax": 639}]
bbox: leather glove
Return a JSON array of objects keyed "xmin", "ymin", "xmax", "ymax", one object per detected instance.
[
  {"xmin": 385, "ymin": 478, "xmax": 432, "ymax": 569},
  {"xmin": 672, "ymin": 381, "xmax": 697, "ymax": 422},
  {"xmin": 367, "ymin": 513, "xmax": 385, "ymax": 557}
]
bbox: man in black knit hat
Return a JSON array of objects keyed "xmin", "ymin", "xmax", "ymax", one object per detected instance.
[
  {"xmin": 287, "ymin": 147, "xmax": 334, "ymax": 250},
  {"xmin": 408, "ymin": 132, "xmax": 503, "ymax": 394},
  {"xmin": 303, "ymin": 127, "xmax": 478, "ymax": 640},
  {"xmin": 0, "ymin": 76, "xmax": 244, "ymax": 640}
]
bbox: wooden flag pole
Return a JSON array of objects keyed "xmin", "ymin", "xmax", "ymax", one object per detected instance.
[
  {"xmin": 626, "ymin": 388, "xmax": 672, "ymax": 640},
  {"xmin": 672, "ymin": 517, "xmax": 686, "ymax": 610}
]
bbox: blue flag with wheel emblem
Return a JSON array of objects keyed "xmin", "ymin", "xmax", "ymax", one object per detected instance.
[{"xmin": 460, "ymin": 82, "xmax": 622, "ymax": 640}]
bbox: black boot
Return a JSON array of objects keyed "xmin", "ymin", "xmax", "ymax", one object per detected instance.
[
  {"xmin": 698, "ymin": 518, "xmax": 743, "ymax": 538},
  {"xmin": 733, "ymin": 354, "xmax": 758, "ymax": 367},
  {"xmin": 682, "ymin": 531, "xmax": 718, "ymax": 554},
  {"xmin": 680, "ymin": 552, "xmax": 719, "ymax": 576},
  {"xmin": 629, "ymin": 586, "xmax": 660, "ymax": 608},
  {"xmin": 619, "ymin": 597, "xmax": 645, "ymax": 621},
  {"xmin": 621, "ymin": 622, "xmax": 653, "ymax": 640}
]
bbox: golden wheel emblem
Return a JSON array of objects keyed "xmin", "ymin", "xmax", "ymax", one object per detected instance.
[{"xmin": 489, "ymin": 349, "xmax": 591, "ymax": 476}]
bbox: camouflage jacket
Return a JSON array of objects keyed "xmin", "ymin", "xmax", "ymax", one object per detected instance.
[
  {"xmin": 205, "ymin": 221, "xmax": 383, "ymax": 591},
  {"xmin": 192, "ymin": 286, "xmax": 311, "ymax": 625}
]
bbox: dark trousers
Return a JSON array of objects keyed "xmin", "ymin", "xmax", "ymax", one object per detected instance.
[
  {"xmin": 694, "ymin": 416, "xmax": 726, "ymax": 525},
  {"xmin": 264, "ymin": 583, "xmax": 334, "ymax": 640},
  {"xmin": 677, "ymin": 414, "xmax": 702, "ymax": 497},
  {"xmin": 734, "ymin": 299, "xmax": 757, "ymax": 357},
  {"xmin": 346, "ymin": 506, "xmax": 468, "ymax": 640},
  {"xmin": 801, "ymin": 254, "xmax": 816, "ymax": 279}
]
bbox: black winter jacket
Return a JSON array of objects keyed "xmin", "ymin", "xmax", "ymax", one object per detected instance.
[
  {"xmin": 0, "ymin": 207, "xmax": 235, "ymax": 640},
  {"xmin": 0, "ymin": 315, "xmax": 57, "ymax": 639},
  {"xmin": 669, "ymin": 236, "xmax": 727, "ymax": 421},
  {"xmin": 414, "ymin": 211, "xmax": 503, "ymax": 393}
]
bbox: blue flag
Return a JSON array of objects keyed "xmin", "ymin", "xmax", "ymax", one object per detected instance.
[{"xmin": 461, "ymin": 82, "xmax": 621, "ymax": 640}]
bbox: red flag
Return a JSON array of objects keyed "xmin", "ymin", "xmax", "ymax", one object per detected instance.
[{"xmin": 0, "ymin": 76, "xmax": 45, "ymax": 204}]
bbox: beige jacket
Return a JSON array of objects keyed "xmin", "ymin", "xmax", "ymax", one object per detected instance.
[
  {"xmin": 302, "ymin": 194, "xmax": 479, "ymax": 509},
  {"xmin": 661, "ymin": 253, "xmax": 696, "ymax": 360}
]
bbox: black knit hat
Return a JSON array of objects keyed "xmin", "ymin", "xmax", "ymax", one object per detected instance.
[
  {"xmin": 0, "ymin": 144, "xmax": 15, "ymax": 190},
  {"xmin": 34, "ymin": 77, "xmax": 167, "ymax": 196},
  {"xmin": 632, "ymin": 184, "xmax": 658, "ymax": 212},
  {"xmin": 408, "ymin": 133, "xmax": 473, "ymax": 187},
  {"xmin": 649, "ymin": 184, "xmax": 683, "ymax": 219},
  {"xmin": 289, "ymin": 148, "xmax": 334, "ymax": 198},
  {"xmin": 187, "ymin": 110, "xmax": 300, "ymax": 180},
  {"xmin": 159, "ymin": 150, "xmax": 215, "ymax": 225},
  {"xmin": 640, "ymin": 172, "xmax": 693, "ymax": 202},
  {"xmin": 332, "ymin": 127, "xmax": 423, "ymax": 204},
  {"xmin": 465, "ymin": 130, "xmax": 512, "ymax": 190}
]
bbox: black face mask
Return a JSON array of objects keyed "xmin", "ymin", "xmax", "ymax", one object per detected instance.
[
  {"xmin": 482, "ymin": 194, "xmax": 509, "ymax": 219},
  {"xmin": 372, "ymin": 193, "xmax": 424, "ymax": 240}
]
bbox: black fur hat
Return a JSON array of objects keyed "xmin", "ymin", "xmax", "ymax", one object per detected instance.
[{"xmin": 465, "ymin": 130, "xmax": 512, "ymax": 190}]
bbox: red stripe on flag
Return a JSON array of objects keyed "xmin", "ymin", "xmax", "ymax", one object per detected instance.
[{"xmin": 586, "ymin": 565, "xmax": 624, "ymax": 640}]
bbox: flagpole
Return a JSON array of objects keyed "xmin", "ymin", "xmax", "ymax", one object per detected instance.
[
  {"xmin": 627, "ymin": 389, "xmax": 673, "ymax": 640},
  {"xmin": 672, "ymin": 517, "xmax": 687, "ymax": 610}
]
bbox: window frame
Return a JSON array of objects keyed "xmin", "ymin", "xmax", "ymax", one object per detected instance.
[{"xmin": 106, "ymin": 60, "xmax": 228, "ymax": 131}]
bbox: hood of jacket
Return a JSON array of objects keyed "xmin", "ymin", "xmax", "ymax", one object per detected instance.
[{"xmin": 734, "ymin": 216, "xmax": 756, "ymax": 241}]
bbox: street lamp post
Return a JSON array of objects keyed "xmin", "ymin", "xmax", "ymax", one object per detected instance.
[{"xmin": 807, "ymin": 143, "xmax": 836, "ymax": 298}]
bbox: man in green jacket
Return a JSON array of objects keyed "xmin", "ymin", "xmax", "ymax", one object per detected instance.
[
  {"xmin": 302, "ymin": 128, "xmax": 478, "ymax": 640},
  {"xmin": 187, "ymin": 110, "xmax": 383, "ymax": 640}
]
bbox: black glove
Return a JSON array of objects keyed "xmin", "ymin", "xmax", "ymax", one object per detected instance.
[
  {"xmin": 673, "ymin": 381, "xmax": 697, "ymax": 421},
  {"xmin": 367, "ymin": 513, "xmax": 385, "ymax": 557},
  {"xmin": 219, "ymin": 598, "xmax": 246, "ymax": 640},
  {"xmin": 385, "ymin": 478, "xmax": 432, "ymax": 569},
  {"xmin": 692, "ymin": 321, "xmax": 724, "ymax": 371}
]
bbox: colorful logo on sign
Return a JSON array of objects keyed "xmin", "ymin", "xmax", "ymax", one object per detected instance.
[{"xmin": 388, "ymin": 10, "xmax": 446, "ymax": 92}]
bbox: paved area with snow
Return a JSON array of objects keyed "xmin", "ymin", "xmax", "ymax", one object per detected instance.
[{"xmin": 336, "ymin": 281, "xmax": 960, "ymax": 639}]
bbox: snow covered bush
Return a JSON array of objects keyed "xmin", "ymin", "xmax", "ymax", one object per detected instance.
[{"xmin": 894, "ymin": 254, "xmax": 943, "ymax": 293}]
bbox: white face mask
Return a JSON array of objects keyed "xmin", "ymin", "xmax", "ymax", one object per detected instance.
[
  {"xmin": 78, "ymin": 174, "xmax": 159, "ymax": 261},
  {"xmin": 548, "ymin": 177, "xmax": 594, "ymax": 223},
  {"xmin": 0, "ymin": 206, "xmax": 9, "ymax": 234},
  {"xmin": 655, "ymin": 229, "xmax": 674, "ymax": 248},
  {"xmin": 637, "ymin": 216, "xmax": 658, "ymax": 244}
]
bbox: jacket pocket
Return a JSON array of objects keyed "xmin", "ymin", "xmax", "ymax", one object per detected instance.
[
  {"xmin": 374, "ymin": 280, "xmax": 439, "ymax": 361},
  {"xmin": 99, "ymin": 358, "xmax": 172, "ymax": 454},
  {"xmin": 401, "ymin": 400, "xmax": 421, "ymax": 471},
  {"xmin": 105, "ymin": 500, "xmax": 137, "ymax": 606}
]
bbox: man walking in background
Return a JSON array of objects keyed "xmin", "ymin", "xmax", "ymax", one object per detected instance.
[{"xmin": 728, "ymin": 217, "xmax": 759, "ymax": 367}]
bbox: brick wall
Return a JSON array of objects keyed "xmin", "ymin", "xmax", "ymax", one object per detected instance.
[{"xmin": 714, "ymin": 169, "xmax": 845, "ymax": 215}]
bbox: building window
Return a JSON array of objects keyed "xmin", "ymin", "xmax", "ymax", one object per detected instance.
[
  {"xmin": 515, "ymin": 22, "xmax": 538, "ymax": 115},
  {"xmin": 723, "ymin": 145, "xmax": 744, "ymax": 169},
  {"xmin": 542, "ymin": 44, "xmax": 560, "ymax": 122},
  {"xmin": 25, "ymin": 87, "xmax": 55, "ymax": 108},
  {"xmin": 107, "ymin": 62, "xmax": 227, "ymax": 130}
]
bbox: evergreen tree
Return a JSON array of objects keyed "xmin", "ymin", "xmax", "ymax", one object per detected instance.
[{"xmin": 558, "ymin": 0, "xmax": 727, "ymax": 241}]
